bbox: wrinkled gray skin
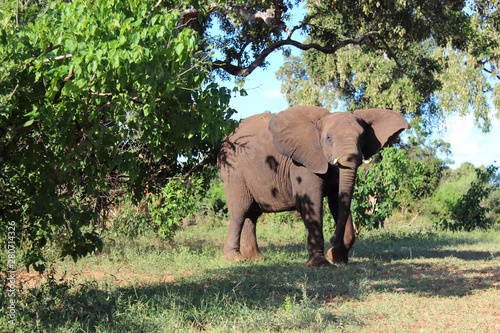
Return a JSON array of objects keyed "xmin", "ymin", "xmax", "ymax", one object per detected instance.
[{"xmin": 217, "ymin": 106, "xmax": 408, "ymax": 266}]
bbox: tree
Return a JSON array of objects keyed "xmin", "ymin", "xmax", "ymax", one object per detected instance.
[
  {"xmin": 276, "ymin": 0, "xmax": 499, "ymax": 133},
  {"xmin": 0, "ymin": 0, "xmax": 236, "ymax": 271}
]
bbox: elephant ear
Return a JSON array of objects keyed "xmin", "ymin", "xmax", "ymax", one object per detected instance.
[
  {"xmin": 353, "ymin": 108, "xmax": 409, "ymax": 159},
  {"xmin": 269, "ymin": 106, "xmax": 330, "ymax": 174}
]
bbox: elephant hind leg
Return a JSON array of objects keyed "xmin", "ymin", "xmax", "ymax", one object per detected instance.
[
  {"xmin": 240, "ymin": 213, "xmax": 264, "ymax": 261},
  {"xmin": 223, "ymin": 212, "xmax": 246, "ymax": 262},
  {"xmin": 223, "ymin": 188, "xmax": 254, "ymax": 262}
]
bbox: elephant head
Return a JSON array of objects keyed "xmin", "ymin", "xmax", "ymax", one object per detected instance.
[{"xmin": 269, "ymin": 106, "xmax": 408, "ymax": 262}]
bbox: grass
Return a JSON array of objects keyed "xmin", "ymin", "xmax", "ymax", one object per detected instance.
[{"xmin": 2, "ymin": 218, "xmax": 499, "ymax": 332}]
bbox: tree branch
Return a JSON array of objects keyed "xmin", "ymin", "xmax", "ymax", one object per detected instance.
[
  {"xmin": 146, "ymin": 0, "xmax": 163, "ymax": 18},
  {"xmin": 481, "ymin": 65, "xmax": 500, "ymax": 80},
  {"xmin": 181, "ymin": 152, "xmax": 217, "ymax": 181},
  {"xmin": 181, "ymin": 2, "xmax": 289, "ymax": 33},
  {"xmin": 378, "ymin": 36, "xmax": 404, "ymax": 71},
  {"xmin": 84, "ymin": 71, "xmax": 97, "ymax": 131},
  {"xmin": 212, "ymin": 31, "xmax": 379, "ymax": 77},
  {"xmin": 4, "ymin": 84, "xmax": 19, "ymax": 105},
  {"xmin": 25, "ymin": 44, "xmax": 62, "ymax": 68},
  {"xmin": 43, "ymin": 53, "xmax": 73, "ymax": 63}
]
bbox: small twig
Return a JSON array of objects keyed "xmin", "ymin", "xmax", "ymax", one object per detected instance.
[
  {"xmin": 5, "ymin": 84, "xmax": 19, "ymax": 104},
  {"xmin": 43, "ymin": 53, "xmax": 73, "ymax": 63},
  {"xmin": 181, "ymin": 152, "xmax": 217, "ymax": 181},
  {"xmin": 146, "ymin": 0, "xmax": 163, "ymax": 17},
  {"xmin": 90, "ymin": 91, "xmax": 126, "ymax": 96},
  {"xmin": 408, "ymin": 210, "xmax": 420, "ymax": 226},
  {"xmin": 25, "ymin": 44, "xmax": 63, "ymax": 68},
  {"xmin": 176, "ymin": 52, "xmax": 213, "ymax": 79},
  {"xmin": 15, "ymin": 0, "xmax": 19, "ymax": 28},
  {"xmin": 378, "ymin": 36, "xmax": 404, "ymax": 71},
  {"xmin": 84, "ymin": 71, "xmax": 98, "ymax": 130}
]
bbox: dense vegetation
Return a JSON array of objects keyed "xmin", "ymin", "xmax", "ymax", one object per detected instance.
[
  {"xmin": 1, "ymin": 0, "xmax": 499, "ymax": 283},
  {"xmin": 1, "ymin": 1, "xmax": 499, "ymax": 331},
  {"xmin": 0, "ymin": 0, "xmax": 238, "ymax": 270}
]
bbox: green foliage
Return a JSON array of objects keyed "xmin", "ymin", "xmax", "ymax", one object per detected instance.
[
  {"xmin": 263, "ymin": 211, "xmax": 300, "ymax": 226},
  {"xmin": 276, "ymin": 55, "xmax": 340, "ymax": 108},
  {"xmin": 0, "ymin": 0, "xmax": 236, "ymax": 271},
  {"xmin": 393, "ymin": 137, "xmax": 451, "ymax": 213},
  {"xmin": 422, "ymin": 163, "xmax": 478, "ymax": 221},
  {"xmin": 323, "ymin": 199, "xmax": 337, "ymax": 235},
  {"xmin": 193, "ymin": 166, "xmax": 229, "ymax": 222},
  {"xmin": 109, "ymin": 195, "xmax": 152, "ymax": 238},
  {"xmin": 110, "ymin": 167, "xmax": 227, "ymax": 239},
  {"xmin": 149, "ymin": 179, "xmax": 203, "ymax": 239},
  {"xmin": 352, "ymin": 147, "xmax": 418, "ymax": 229},
  {"xmin": 439, "ymin": 165, "xmax": 499, "ymax": 231},
  {"xmin": 277, "ymin": 0, "xmax": 499, "ymax": 134}
]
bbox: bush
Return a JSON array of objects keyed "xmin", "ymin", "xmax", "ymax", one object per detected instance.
[
  {"xmin": 0, "ymin": 0, "xmax": 236, "ymax": 272},
  {"xmin": 352, "ymin": 147, "xmax": 421, "ymax": 229},
  {"xmin": 195, "ymin": 173, "xmax": 229, "ymax": 221},
  {"xmin": 109, "ymin": 196, "xmax": 152, "ymax": 237},
  {"xmin": 439, "ymin": 165, "xmax": 499, "ymax": 231},
  {"xmin": 110, "ymin": 168, "xmax": 229, "ymax": 239},
  {"xmin": 419, "ymin": 163, "xmax": 477, "ymax": 222},
  {"xmin": 149, "ymin": 179, "xmax": 203, "ymax": 239}
]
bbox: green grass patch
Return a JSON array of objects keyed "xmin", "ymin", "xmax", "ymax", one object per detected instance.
[{"xmin": 2, "ymin": 221, "xmax": 499, "ymax": 332}]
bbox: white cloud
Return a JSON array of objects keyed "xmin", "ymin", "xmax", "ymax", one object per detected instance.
[
  {"xmin": 263, "ymin": 89, "xmax": 284, "ymax": 99},
  {"xmin": 444, "ymin": 114, "xmax": 475, "ymax": 147},
  {"xmin": 443, "ymin": 113, "xmax": 500, "ymax": 167}
]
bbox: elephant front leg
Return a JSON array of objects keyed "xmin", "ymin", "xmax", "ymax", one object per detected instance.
[
  {"xmin": 327, "ymin": 195, "xmax": 355, "ymax": 264},
  {"xmin": 327, "ymin": 216, "xmax": 352, "ymax": 264},
  {"xmin": 297, "ymin": 194, "xmax": 331, "ymax": 267}
]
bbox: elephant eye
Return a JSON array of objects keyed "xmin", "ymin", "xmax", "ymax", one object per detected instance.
[{"xmin": 325, "ymin": 134, "xmax": 332, "ymax": 145}]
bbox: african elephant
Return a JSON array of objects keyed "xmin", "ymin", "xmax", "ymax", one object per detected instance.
[{"xmin": 217, "ymin": 106, "xmax": 408, "ymax": 266}]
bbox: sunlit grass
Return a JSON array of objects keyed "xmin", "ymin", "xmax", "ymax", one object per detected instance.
[{"xmin": 3, "ymin": 219, "xmax": 499, "ymax": 332}]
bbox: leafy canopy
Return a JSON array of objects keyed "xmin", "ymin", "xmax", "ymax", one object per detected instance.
[
  {"xmin": 0, "ymin": 0, "xmax": 236, "ymax": 270},
  {"xmin": 277, "ymin": 0, "xmax": 499, "ymax": 133}
]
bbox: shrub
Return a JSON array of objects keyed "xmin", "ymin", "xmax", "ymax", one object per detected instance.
[
  {"xmin": 109, "ymin": 196, "xmax": 152, "ymax": 237},
  {"xmin": 110, "ymin": 170, "xmax": 227, "ymax": 239},
  {"xmin": 149, "ymin": 179, "xmax": 203, "ymax": 239},
  {"xmin": 352, "ymin": 147, "xmax": 421, "ymax": 229},
  {"xmin": 439, "ymin": 165, "xmax": 499, "ymax": 231},
  {"xmin": 0, "ymin": 0, "xmax": 235, "ymax": 272}
]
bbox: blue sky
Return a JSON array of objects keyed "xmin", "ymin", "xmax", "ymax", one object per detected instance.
[{"xmin": 221, "ymin": 52, "xmax": 500, "ymax": 169}]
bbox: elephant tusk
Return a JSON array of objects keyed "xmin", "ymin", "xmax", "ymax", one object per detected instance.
[
  {"xmin": 333, "ymin": 157, "xmax": 340, "ymax": 165},
  {"xmin": 362, "ymin": 158, "xmax": 372, "ymax": 164}
]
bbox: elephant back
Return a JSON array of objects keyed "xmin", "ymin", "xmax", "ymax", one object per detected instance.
[{"xmin": 217, "ymin": 113, "xmax": 274, "ymax": 171}]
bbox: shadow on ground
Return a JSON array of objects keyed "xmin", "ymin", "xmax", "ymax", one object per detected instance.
[{"xmin": 17, "ymin": 232, "xmax": 499, "ymax": 331}]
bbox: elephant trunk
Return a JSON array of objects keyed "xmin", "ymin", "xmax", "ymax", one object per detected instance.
[{"xmin": 329, "ymin": 159, "xmax": 358, "ymax": 263}]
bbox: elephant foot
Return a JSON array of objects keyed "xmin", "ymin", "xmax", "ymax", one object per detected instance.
[
  {"xmin": 327, "ymin": 246, "xmax": 349, "ymax": 264},
  {"xmin": 224, "ymin": 249, "xmax": 246, "ymax": 263},
  {"xmin": 241, "ymin": 247, "xmax": 265, "ymax": 261},
  {"xmin": 305, "ymin": 254, "xmax": 332, "ymax": 267}
]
